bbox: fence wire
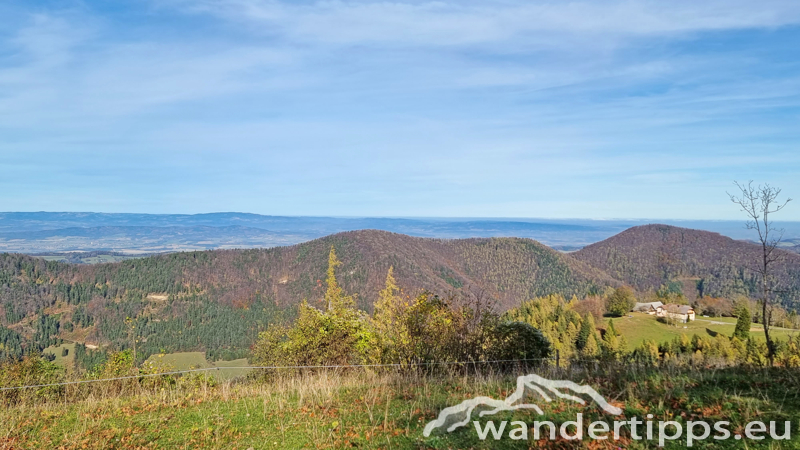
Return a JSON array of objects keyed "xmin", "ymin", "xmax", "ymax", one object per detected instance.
[{"xmin": 0, "ymin": 357, "xmax": 556, "ymax": 391}]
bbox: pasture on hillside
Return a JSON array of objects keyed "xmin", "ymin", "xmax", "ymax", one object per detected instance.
[
  {"xmin": 142, "ymin": 352, "xmax": 251, "ymax": 381},
  {"xmin": 607, "ymin": 312, "xmax": 799, "ymax": 350},
  {"xmin": 43, "ymin": 342, "xmax": 76, "ymax": 371}
]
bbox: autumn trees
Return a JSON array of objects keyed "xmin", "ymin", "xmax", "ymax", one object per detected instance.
[
  {"xmin": 252, "ymin": 246, "xmax": 553, "ymax": 371},
  {"xmin": 252, "ymin": 246, "xmax": 371, "ymax": 367}
]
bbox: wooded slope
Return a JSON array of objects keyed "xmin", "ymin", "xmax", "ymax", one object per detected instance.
[{"xmin": 573, "ymin": 224, "xmax": 800, "ymax": 308}]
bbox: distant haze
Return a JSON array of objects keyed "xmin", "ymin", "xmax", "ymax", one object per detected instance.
[{"xmin": 1, "ymin": 212, "xmax": 799, "ymax": 255}]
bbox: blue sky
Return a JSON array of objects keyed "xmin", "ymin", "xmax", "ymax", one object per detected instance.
[{"xmin": 1, "ymin": 0, "xmax": 799, "ymax": 219}]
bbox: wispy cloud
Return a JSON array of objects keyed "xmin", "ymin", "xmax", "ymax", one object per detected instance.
[
  {"xmin": 0, "ymin": 0, "xmax": 799, "ymax": 218},
  {"xmin": 172, "ymin": 0, "xmax": 800, "ymax": 45}
]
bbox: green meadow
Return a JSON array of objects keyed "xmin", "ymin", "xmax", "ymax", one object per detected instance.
[
  {"xmin": 143, "ymin": 352, "xmax": 251, "ymax": 381},
  {"xmin": 43, "ymin": 342, "xmax": 77, "ymax": 370},
  {"xmin": 605, "ymin": 313, "xmax": 799, "ymax": 350}
]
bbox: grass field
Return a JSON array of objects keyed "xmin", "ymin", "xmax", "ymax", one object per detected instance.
[
  {"xmin": 143, "ymin": 352, "xmax": 251, "ymax": 381},
  {"xmin": 3, "ymin": 365, "xmax": 799, "ymax": 449},
  {"xmin": 81, "ymin": 255, "xmax": 132, "ymax": 264},
  {"xmin": 40, "ymin": 349, "xmax": 250, "ymax": 381},
  {"xmin": 605, "ymin": 313, "xmax": 799, "ymax": 350},
  {"xmin": 43, "ymin": 342, "xmax": 76, "ymax": 371}
]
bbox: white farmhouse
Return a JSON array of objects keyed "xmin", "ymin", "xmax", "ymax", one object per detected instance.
[{"xmin": 656, "ymin": 304, "xmax": 696, "ymax": 323}]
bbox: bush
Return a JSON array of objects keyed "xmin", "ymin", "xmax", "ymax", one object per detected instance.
[
  {"xmin": 657, "ymin": 316, "xmax": 680, "ymax": 327},
  {"xmin": 253, "ymin": 254, "xmax": 554, "ymax": 374},
  {"xmin": 487, "ymin": 321, "xmax": 551, "ymax": 365},
  {"xmin": 252, "ymin": 246, "xmax": 373, "ymax": 373},
  {"xmin": 0, "ymin": 355, "xmax": 64, "ymax": 405},
  {"xmin": 605, "ymin": 286, "xmax": 636, "ymax": 317},
  {"xmin": 252, "ymin": 300, "xmax": 372, "ymax": 369}
]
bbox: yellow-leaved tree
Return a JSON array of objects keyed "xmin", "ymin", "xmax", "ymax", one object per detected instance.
[
  {"xmin": 370, "ymin": 267, "xmax": 412, "ymax": 364},
  {"xmin": 252, "ymin": 246, "xmax": 372, "ymax": 371}
]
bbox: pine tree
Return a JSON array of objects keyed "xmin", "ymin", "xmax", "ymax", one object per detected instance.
[
  {"xmin": 733, "ymin": 306, "xmax": 751, "ymax": 341},
  {"xmin": 575, "ymin": 314, "xmax": 596, "ymax": 351}
]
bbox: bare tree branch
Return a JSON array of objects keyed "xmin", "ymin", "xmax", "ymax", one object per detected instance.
[{"xmin": 728, "ymin": 180, "xmax": 792, "ymax": 366}]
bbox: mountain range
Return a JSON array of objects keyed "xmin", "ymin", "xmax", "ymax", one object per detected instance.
[{"xmin": 1, "ymin": 224, "xmax": 798, "ymax": 362}]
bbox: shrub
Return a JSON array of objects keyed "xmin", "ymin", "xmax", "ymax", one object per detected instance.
[
  {"xmin": 252, "ymin": 246, "xmax": 373, "ymax": 372},
  {"xmin": 657, "ymin": 316, "xmax": 680, "ymax": 327},
  {"xmin": 254, "ymin": 257, "xmax": 554, "ymax": 373},
  {"xmin": 0, "ymin": 355, "xmax": 64, "ymax": 405},
  {"xmin": 487, "ymin": 321, "xmax": 551, "ymax": 365},
  {"xmin": 605, "ymin": 286, "xmax": 636, "ymax": 317},
  {"xmin": 253, "ymin": 300, "xmax": 372, "ymax": 369}
]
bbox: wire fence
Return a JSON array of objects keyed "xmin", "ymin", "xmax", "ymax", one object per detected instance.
[{"xmin": 0, "ymin": 357, "xmax": 558, "ymax": 392}]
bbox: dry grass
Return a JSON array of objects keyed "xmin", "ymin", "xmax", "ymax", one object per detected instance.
[{"xmin": 2, "ymin": 364, "xmax": 800, "ymax": 449}]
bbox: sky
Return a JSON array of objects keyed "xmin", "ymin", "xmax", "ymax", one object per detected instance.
[{"xmin": 1, "ymin": 0, "xmax": 799, "ymax": 219}]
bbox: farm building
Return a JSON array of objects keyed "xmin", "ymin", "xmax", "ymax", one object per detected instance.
[
  {"xmin": 656, "ymin": 304, "xmax": 696, "ymax": 323},
  {"xmin": 633, "ymin": 301, "xmax": 663, "ymax": 314}
]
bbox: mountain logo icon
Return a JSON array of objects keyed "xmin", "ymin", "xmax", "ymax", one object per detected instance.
[{"xmin": 423, "ymin": 374, "xmax": 623, "ymax": 437}]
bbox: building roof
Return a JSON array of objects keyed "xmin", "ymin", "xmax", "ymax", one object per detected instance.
[
  {"xmin": 659, "ymin": 304, "xmax": 694, "ymax": 315},
  {"xmin": 634, "ymin": 301, "xmax": 663, "ymax": 311}
]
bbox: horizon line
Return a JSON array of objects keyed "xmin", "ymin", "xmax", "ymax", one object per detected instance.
[{"xmin": 2, "ymin": 211, "xmax": 800, "ymax": 223}]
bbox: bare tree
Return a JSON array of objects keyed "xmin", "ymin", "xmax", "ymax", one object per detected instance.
[{"xmin": 728, "ymin": 181, "xmax": 792, "ymax": 365}]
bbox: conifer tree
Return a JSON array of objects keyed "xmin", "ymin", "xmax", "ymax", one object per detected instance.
[
  {"xmin": 576, "ymin": 314, "xmax": 596, "ymax": 351},
  {"xmin": 733, "ymin": 306, "xmax": 751, "ymax": 341},
  {"xmin": 641, "ymin": 339, "xmax": 660, "ymax": 363},
  {"xmin": 324, "ymin": 246, "xmax": 353, "ymax": 312},
  {"xmin": 601, "ymin": 319, "xmax": 621, "ymax": 359},
  {"xmin": 374, "ymin": 266, "xmax": 400, "ymax": 325},
  {"xmin": 582, "ymin": 330, "xmax": 599, "ymax": 358},
  {"xmin": 371, "ymin": 267, "xmax": 410, "ymax": 363}
]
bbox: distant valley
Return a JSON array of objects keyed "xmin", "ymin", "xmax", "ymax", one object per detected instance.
[{"xmin": 2, "ymin": 212, "xmax": 800, "ymax": 256}]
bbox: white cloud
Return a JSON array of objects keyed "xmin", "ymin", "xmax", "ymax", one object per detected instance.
[
  {"xmin": 170, "ymin": 0, "xmax": 800, "ymax": 48},
  {"xmin": 1, "ymin": 0, "xmax": 799, "ymax": 217}
]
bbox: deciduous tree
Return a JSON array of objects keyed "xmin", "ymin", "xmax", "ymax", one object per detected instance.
[
  {"xmin": 729, "ymin": 180, "xmax": 792, "ymax": 365},
  {"xmin": 605, "ymin": 286, "xmax": 636, "ymax": 317}
]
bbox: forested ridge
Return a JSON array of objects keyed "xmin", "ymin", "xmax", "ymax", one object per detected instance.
[
  {"xmin": 0, "ymin": 230, "xmax": 610, "ymax": 365},
  {"xmin": 1, "ymin": 226, "xmax": 798, "ymax": 367},
  {"xmin": 574, "ymin": 224, "xmax": 800, "ymax": 308}
]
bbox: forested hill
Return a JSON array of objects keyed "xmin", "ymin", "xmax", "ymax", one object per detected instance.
[
  {"xmin": 3, "ymin": 226, "xmax": 798, "ymax": 364},
  {"xmin": 573, "ymin": 224, "xmax": 800, "ymax": 308},
  {"xmin": 0, "ymin": 230, "xmax": 613, "ymax": 362}
]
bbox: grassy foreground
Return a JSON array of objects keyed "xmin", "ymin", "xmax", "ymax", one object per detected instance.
[{"xmin": 2, "ymin": 364, "xmax": 800, "ymax": 449}]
